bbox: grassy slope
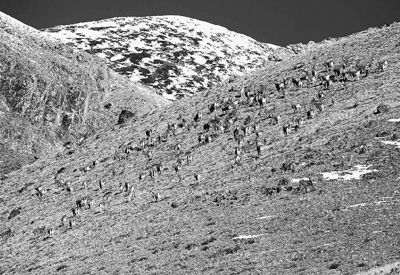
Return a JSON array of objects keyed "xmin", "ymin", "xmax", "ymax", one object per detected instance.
[{"xmin": 1, "ymin": 23, "xmax": 400, "ymax": 274}]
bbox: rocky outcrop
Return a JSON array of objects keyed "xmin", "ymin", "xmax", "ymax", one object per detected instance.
[{"xmin": 0, "ymin": 11, "xmax": 169, "ymax": 176}]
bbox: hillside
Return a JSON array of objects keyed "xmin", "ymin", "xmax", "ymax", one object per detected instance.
[
  {"xmin": 0, "ymin": 11, "xmax": 169, "ymax": 176},
  {"xmin": 1, "ymin": 20, "xmax": 400, "ymax": 275},
  {"xmin": 43, "ymin": 16, "xmax": 283, "ymax": 100}
]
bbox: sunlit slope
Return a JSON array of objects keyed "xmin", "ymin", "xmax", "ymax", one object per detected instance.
[{"xmin": 1, "ymin": 21, "xmax": 400, "ymax": 274}]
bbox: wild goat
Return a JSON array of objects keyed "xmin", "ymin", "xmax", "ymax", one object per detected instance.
[
  {"xmin": 275, "ymin": 78, "xmax": 289, "ymax": 92},
  {"xmin": 307, "ymin": 109, "xmax": 316, "ymax": 119},
  {"xmin": 242, "ymin": 126, "xmax": 251, "ymax": 136},
  {"xmin": 253, "ymin": 123, "xmax": 260, "ymax": 132},
  {"xmin": 119, "ymin": 182, "xmax": 125, "ymax": 192},
  {"xmin": 61, "ymin": 215, "xmax": 68, "ymax": 227},
  {"xmin": 378, "ymin": 60, "xmax": 388, "ymax": 72},
  {"xmin": 156, "ymin": 163, "xmax": 163, "ymax": 174},
  {"xmin": 233, "ymin": 127, "xmax": 240, "ymax": 140},
  {"xmin": 194, "ymin": 173, "xmax": 201, "ymax": 182},
  {"xmin": 314, "ymin": 102, "xmax": 325, "ymax": 112},
  {"xmin": 145, "ymin": 150, "xmax": 153, "ymax": 160},
  {"xmin": 321, "ymin": 74, "xmax": 332, "ymax": 89},
  {"xmin": 296, "ymin": 178, "xmax": 315, "ymax": 194},
  {"xmin": 291, "ymin": 103, "xmax": 302, "ymax": 112},
  {"xmin": 209, "ymin": 103, "xmax": 219, "ymax": 113},
  {"xmin": 194, "ymin": 112, "xmax": 203, "ymax": 122},
  {"xmin": 149, "ymin": 168, "xmax": 156, "ymax": 180},
  {"xmin": 324, "ymin": 60, "xmax": 334, "ymax": 71},
  {"xmin": 235, "ymin": 147, "xmax": 242, "ymax": 156},
  {"xmin": 174, "ymin": 164, "xmax": 181, "ymax": 174},
  {"xmin": 76, "ymin": 196, "xmax": 88, "ymax": 209},
  {"xmin": 87, "ymin": 198, "xmax": 93, "ymax": 209},
  {"xmin": 292, "ymin": 78, "xmax": 303, "ymax": 89},
  {"xmin": 139, "ymin": 139, "xmax": 146, "ymax": 150},
  {"xmin": 72, "ymin": 208, "xmax": 80, "ymax": 217},
  {"xmin": 186, "ymin": 154, "xmax": 193, "ymax": 165},
  {"xmin": 127, "ymin": 186, "xmax": 135, "ymax": 202},
  {"xmin": 356, "ymin": 63, "xmax": 369, "ymax": 77},
  {"xmin": 247, "ymin": 96, "xmax": 255, "ymax": 105},
  {"xmin": 36, "ymin": 186, "xmax": 46, "ymax": 197},
  {"xmin": 151, "ymin": 192, "xmax": 161, "ymax": 203},
  {"xmin": 256, "ymin": 144, "xmax": 263, "ymax": 159},
  {"xmin": 138, "ymin": 173, "xmax": 144, "ymax": 182},
  {"xmin": 98, "ymin": 179, "xmax": 103, "ymax": 189},
  {"xmin": 309, "ymin": 69, "xmax": 318, "ymax": 84},
  {"xmin": 292, "ymin": 117, "xmax": 304, "ymax": 131},
  {"xmin": 282, "ymin": 124, "xmax": 291, "ymax": 136},
  {"xmin": 275, "ymin": 81, "xmax": 286, "ymax": 92},
  {"xmin": 350, "ymin": 69, "xmax": 361, "ymax": 81},
  {"xmin": 271, "ymin": 115, "xmax": 281, "ymax": 125},
  {"xmin": 237, "ymin": 135, "xmax": 244, "ymax": 147},
  {"xmin": 259, "ymin": 96, "xmax": 267, "ymax": 107},
  {"xmin": 234, "ymin": 155, "xmax": 242, "ymax": 166},
  {"xmin": 179, "ymin": 119, "xmax": 188, "ymax": 129},
  {"xmin": 323, "ymin": 79, "xmax": 332, "ymax": 90},
  {"xmin": 69, "ymin": 219, "xmax": 76, "ymax": 229},
  {"xmin": 198, "ymin": 133, "xmax": 205, "ymax": 144},
  {"xmin": 65, "ymin": 182, "xmax": 73, "ymax": 193},
  {"xmin": 124, "ymin": 182, "xmax": 130, "ymax": 192}
]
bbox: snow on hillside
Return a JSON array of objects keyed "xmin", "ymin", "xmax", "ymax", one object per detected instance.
[{"xmin": 44, "ymin": 16, "xmax": 279, "ymax": 100}]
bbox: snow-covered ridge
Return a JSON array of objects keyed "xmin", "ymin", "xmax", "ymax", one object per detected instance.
[{"xmin": 44, "ymin": 15, "xmax": 279, "ymax": 100}]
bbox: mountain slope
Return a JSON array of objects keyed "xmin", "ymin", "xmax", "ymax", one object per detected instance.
[
  {"xmin": 1, "ymin": 20, "xmax": 400, "ymax": 274},
  {"xmin": 0, "ymin": 11, "xmax": 169, "ymax": 176},
  {"xmin": 44, "ymin": 16, "xmax": 280, "ymax": 100}
]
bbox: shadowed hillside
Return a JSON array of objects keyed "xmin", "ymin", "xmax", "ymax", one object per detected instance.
[
  {"xmin": 1, "ymin": 18, "xmax": 400, "ymax": 275},
  {"xmin": 0, "ymin": 11, "xmax": 169, "ymax": 176}
]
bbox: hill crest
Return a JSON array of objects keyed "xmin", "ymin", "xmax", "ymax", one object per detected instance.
[{"xmin": 44, "ymin": 15, "xmax": 280, "ymax": 100}]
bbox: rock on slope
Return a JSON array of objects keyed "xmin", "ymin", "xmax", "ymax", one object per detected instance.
[
  {"xmin": 44, "ymin": 16, "xmax": 280, "ymax": 100},
  {"xmin": 2, "ymin": 19, "xmax": 400, "ymax": 274},
  {"xmin": 0, "ymin": 11, "xmax": 169, "ymax": 176}
]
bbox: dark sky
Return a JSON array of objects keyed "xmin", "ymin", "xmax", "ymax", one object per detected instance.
[{"xmin": 1, "ymin": 0, "xmax": 399, "ymax": 45}]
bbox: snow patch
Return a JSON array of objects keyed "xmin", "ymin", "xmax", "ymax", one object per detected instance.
[
  {"xmin": 192, "ymin": 54, "xmax": 207, "ymax": 65},
  {"xmin": 256, "ymin": 215, "xmax": 276, "ymax": 220},
  {"xmin": 355, "ymin": 260, "xmax": 400, "ymax": 275},
  {"xmin": 162, "ymin": 92, "xmax": 177, "ymax": 101},
  {"xmin": 110, "ymin": 54, "xmax": 125, "ymax": 62},
  {"xmin": 96, "ymin": 52, "xmax": 107, "ymax": 59},
  {"xmin": 265, "ymin": 43, "xmax": 280, "ymax": 50},
  {"xmin": 381, "ymin": 140, "xmax": 400, "ymax": 148},
  {"xmin": 292, "ymin": 177, "xmax": 310, "ymax": 183},
  {"xmin": 348, "ymin": 203, "xmax": 367, "ymax": 208},
  {"xmin": 232, "ymin": 234, "xmax": 264, "ymax": 240},
  {"xmin": 76, "ymin": 28, "xmax": 103, "ymax": 39},
  {"xmin": 321, "ymin": 165, "xmax": 378, "ymax": 180},
  {"xmin": 346, "ymin": 199, "xmax": 400, "ymax": 211},
  {"xmin": 388, "ymin": 118, "xmax": 400, "ymax": 122}
]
